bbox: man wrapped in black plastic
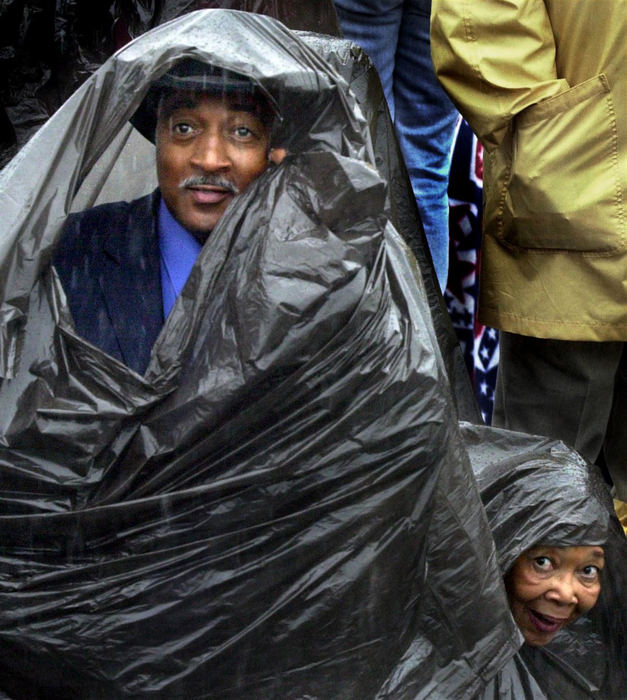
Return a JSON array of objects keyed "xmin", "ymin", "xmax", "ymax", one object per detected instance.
[{"xmin": 0, "ymin": 10, "xmax": 519, "ymax": 697}]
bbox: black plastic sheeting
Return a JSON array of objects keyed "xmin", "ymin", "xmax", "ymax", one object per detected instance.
[
  {"xmin": 463, "ymin": 424, "xmax": 627, "ymax": 699},
  {"xmin": 0, "ymin": 0, "xmax": 114, "ymax": 169},
  {"xmin": 0, "ymin": 1, "xmax": 340, "ymax": 169},
  {"xmin": 0, "ymin": 9, "xmax": 521, "ymax": 698},
  {"xmin": 296, "ymin": 30, "xmax": 481, "ymax": 423}
]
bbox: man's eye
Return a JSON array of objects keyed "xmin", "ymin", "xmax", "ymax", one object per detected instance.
[{"xmin": 172, "ymin": 122, "xmax": 195, "ymax": 136}]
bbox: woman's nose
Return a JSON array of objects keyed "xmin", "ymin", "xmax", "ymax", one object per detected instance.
[
  {"xmin": 190, "ymin": 133, "xmax": 230, "ymax": 171},
  {"xmin": 546, "ymin": 574, "xmax": 578, "ymax": 605}
]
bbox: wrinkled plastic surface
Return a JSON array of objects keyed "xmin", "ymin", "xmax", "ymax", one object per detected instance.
[
  {"xmin": 0, "ymin": 0, "xmax": 115, "ymax": 169},
  {"xmin": 462, "ymin": 424, "xmax": 627, "ymax": 699},
  {"xmin": 0, "ymin": 1, "xmax": 339, "ymax": 169},
  {"xmin": 0, "ymin": 9, "xmax": 518, "ymax": 698},
  {"xmin": 296, "ymin": 31, "xmax": 480, "ymax": 422}
]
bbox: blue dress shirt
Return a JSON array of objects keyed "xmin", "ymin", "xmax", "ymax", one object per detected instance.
[{"xmin": 158, "ymin": 198, "xmax": 202, "ymax": 318}]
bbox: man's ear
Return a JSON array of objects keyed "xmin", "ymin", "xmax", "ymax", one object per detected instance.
[{"xmin": 268, "ymin": 148, "xmax": 287, "ymax": 165}]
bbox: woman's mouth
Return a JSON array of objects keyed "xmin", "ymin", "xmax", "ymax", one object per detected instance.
[{"xmin": 528, "ymin": 609, "xmax": 567, "ymax": 634}]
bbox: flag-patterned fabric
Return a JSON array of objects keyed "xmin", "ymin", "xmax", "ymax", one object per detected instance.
[{"xmin": 444, "ymin": 119, "xmax": 499, "ymax": 423}]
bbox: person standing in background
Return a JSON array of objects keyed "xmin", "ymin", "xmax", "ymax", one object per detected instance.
[
  {"xmin": 334, "ymin": 0, "xmax": 458, "ymax": 291},
  {"xmin": 431, "ymin": 0, "xmax": 627, "ymax": 500}
]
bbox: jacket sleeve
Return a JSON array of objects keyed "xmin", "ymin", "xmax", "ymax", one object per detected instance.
[{"xmin": 430, "ymin": 0, "xmax": 570, "ymax": 148}]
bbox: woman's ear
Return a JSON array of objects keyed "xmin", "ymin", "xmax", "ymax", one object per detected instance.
[{"xmin": 268, "ymin": 148, "xmax": 287, "ymax": 165}]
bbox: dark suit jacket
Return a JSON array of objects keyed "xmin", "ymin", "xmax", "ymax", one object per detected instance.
[{"xmin": 53, "ymin": 191, "xmax": 164, "ymax": 374}]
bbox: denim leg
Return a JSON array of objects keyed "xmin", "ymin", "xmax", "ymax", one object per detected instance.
[
  {"xmin": 334, "ymin": 0, "xmax": 457, "ymax": 290},
  {"xmin": 333, "ymin": 0, "xmax": 403, "ymax": 114},
  {"xmin": 393, "ymin": 0, "xmax": 458, "ymax": 290}
]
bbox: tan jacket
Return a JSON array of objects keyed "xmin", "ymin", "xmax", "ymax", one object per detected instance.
[{"xmin": 431, "ymin": 0, "xmax": 627, "ymax": 340}]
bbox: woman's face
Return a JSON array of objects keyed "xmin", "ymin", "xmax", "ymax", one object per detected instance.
[{"xmin": 505, "ymin": 545, "xmax": 604, "ymax": 647}]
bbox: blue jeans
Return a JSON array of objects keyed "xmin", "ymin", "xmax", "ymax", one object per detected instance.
[{"xmin": 334, "ymin": 0, "xmax": 458, "ymax": 290}]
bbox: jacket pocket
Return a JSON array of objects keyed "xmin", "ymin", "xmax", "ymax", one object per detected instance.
[{"xmin": 499, "ymin": 74, "xmax": 625, "ymax": 253}]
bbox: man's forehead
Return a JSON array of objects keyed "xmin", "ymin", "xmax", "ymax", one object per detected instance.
[
  {"xmin": 131, "ymin": 60, "xmax": 276, "ymax": 142},
  {"xmin": 157, "ymin": 89, "xmax": 266, "ymax": 116}
]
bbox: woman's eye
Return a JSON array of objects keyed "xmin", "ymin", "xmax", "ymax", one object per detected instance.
[
  {"xmin": 233, "ymin": 125, "xmax": 254, "ymax": 139},
  {"xmin": 533, "ymin": 556, "xmax": 552, "ymax": 571},
  {"xmin": 580, "ymin": 565, "xmax": 601, "ymax": 581}
]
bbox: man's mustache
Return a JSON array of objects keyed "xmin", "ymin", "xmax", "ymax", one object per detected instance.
[{"xmin": 180, "ymin": 175, "xmax": 239, "ymax": 194}]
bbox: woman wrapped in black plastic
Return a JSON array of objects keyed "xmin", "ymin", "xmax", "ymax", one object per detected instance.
[{"xmin": 462, "ymin": 424, "xmax": 627, "ymax": 699}]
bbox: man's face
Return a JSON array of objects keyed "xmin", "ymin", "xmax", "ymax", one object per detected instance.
[
  {"xmin": 156, "ymin": 90, "xmax": 277, "ymax": 243},
  {"xmin": 505, "ymin": 545, "xmax": 604, "ymax": 647}
]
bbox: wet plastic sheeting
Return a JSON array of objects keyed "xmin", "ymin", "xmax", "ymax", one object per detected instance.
[
  {"xmin": 462, "ymin": 424, "xmax": 627, "ymax": 699},
  {"xmin": 296, "ymin": 31, "xmax": 480, "ymax": 421},
  {"xmin": 0, "ymin": 10, "xmax": 518, "ymax": 697},
  {"xmin": 0, "ymin": 1, "xmax": 339, "ymax": 169}
]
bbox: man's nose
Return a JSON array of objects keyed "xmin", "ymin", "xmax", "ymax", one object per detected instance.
[
  {"xmin": 190, "ymin": 133, "xmax": 230, "ymax": 171},
  {"xmin": 546, "ymin": 574, "xmax": 578, "ymax": 605}
]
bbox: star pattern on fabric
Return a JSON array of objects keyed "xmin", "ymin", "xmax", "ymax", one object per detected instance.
[{"xmin": 444, "ymin": 120, "xmax": 499, "ymax": 423}]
